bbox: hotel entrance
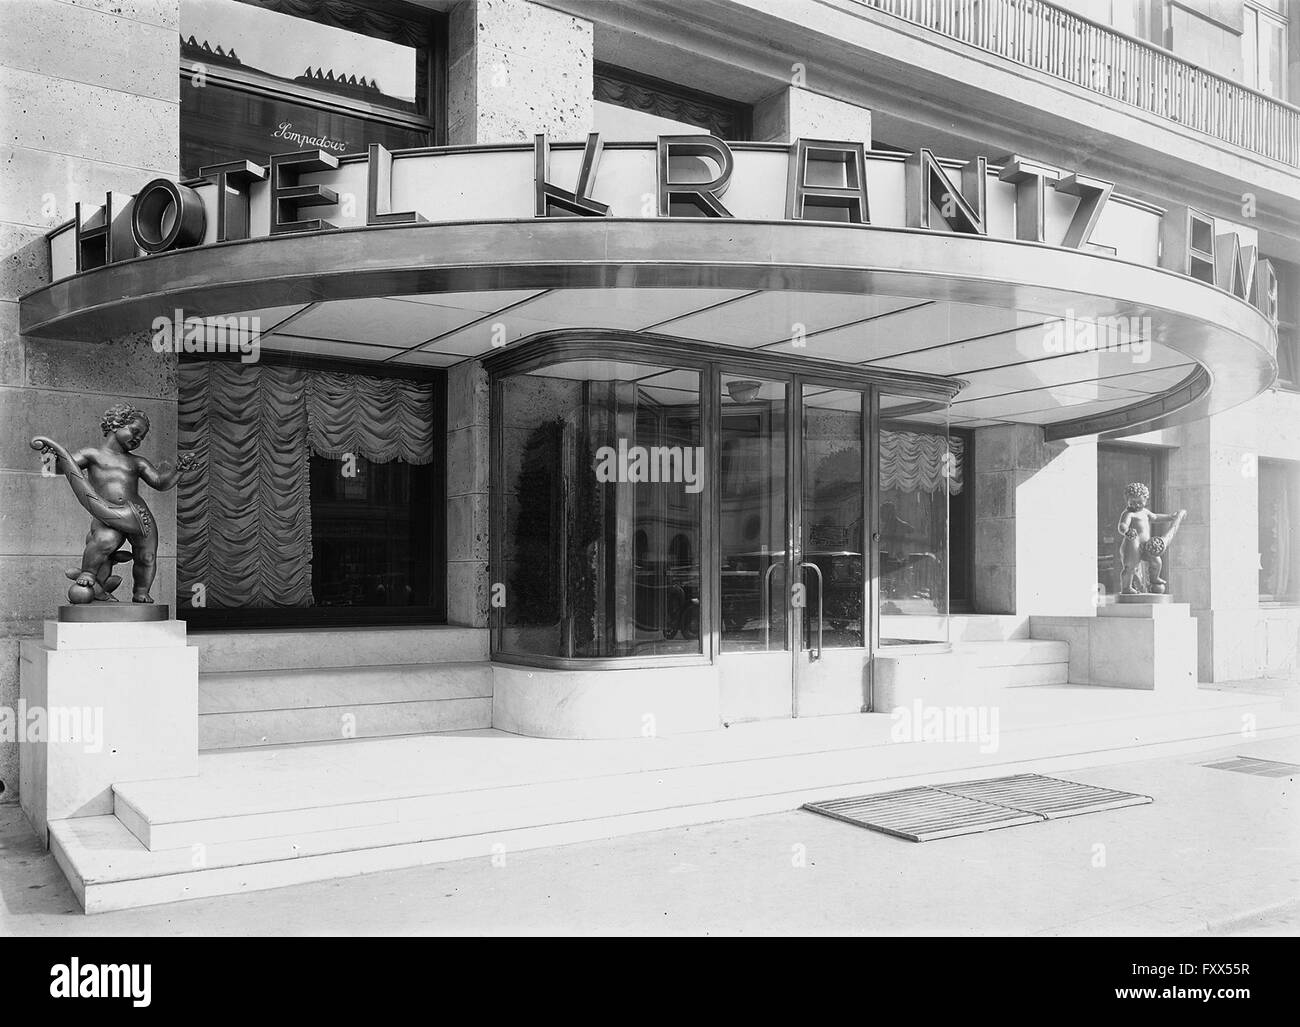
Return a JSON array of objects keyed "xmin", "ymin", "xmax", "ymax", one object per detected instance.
[
  {"xmin": 716, "ymin": 372, "xmax": 869, "ymax": 719},
  {"xmin": 489, "ymin": 334, "xmax": 955, "ymax": 723}
]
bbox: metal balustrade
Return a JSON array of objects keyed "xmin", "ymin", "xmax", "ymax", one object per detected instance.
[{"xmin": 858, "ymin": 0, "xmax": 1300, "ymax": 167}]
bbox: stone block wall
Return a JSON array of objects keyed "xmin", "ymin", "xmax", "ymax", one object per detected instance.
[
  {"xmin": 447, "ymin": 0, "xmax": 594, "ymax": 146},
  {"xmin": 973, "ymin": 424, "xmax": 1098, "ymax": 617},
  {"xmin": 0, "ymin": 0, "xmax": 181, "ymax": 802}
]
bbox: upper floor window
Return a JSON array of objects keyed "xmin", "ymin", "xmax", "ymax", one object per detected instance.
[
  {"xmin": 1243, "ymin": 0, "xmax": 1289, "ymax": 99},
  {"xmin": 592, "ymin": 62, "xmax": 752, "ymax": 141},
  {"xmin": 180, "ymin": 0, "xmax": 444, "ymax": 178}
]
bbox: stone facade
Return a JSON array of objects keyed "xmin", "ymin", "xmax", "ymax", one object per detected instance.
[
  {"xmin": 0, "ymin": 0, "xmax": 182, "ymax": 802},
  {"xmin": 754, "ymin": 86, "xmax": 872, "ymax": 146},
  {"xmin": 1130, "ymin": 388, "xmax": 1300, "ymax": 682},
  {"xmin": 972, "ymin": 425, "xmax": 1098, "ymax": 618},
  {"xmin": 447, "ymin": 0, "xmax": 594, "ymax": 145}
]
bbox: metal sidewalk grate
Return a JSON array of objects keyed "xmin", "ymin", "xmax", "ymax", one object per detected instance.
[
  {"xmin": 1202, "ymin": 756, "xmax": 1300, "ymax": 778},
  {"xmin": 804, "ymin": 786, "xmax": 1042, "ymax": 842},
  {"xmin": 804, "ymin": 774, "xmax": 1152, "ymax": 842},
  {"xmin": 938, "ymin": 774, "xmax": 1152, "ymax": 820}
]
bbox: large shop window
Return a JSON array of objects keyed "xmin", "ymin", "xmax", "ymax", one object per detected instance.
[
  {"xmin": 497, "ymin": 359, "xmax": 703, "ymax": 660},
  {"xmin": 877, "ymin": 412, "xmax": 959, "ymax": 644},
  {"xmin": 1259, "ymin": 459, "xmax": 1300, "ymax": 603},
  {"xmin": 179, "ymin": 0, "xmax": 443, "ymax": 179},
  {"xmin": 176, "ymin": 360, "xmax": 445, "ymax": 626},
  {"xmin": 1097, "ymin": 444, "xmax": 1168, "ymax": 597}
]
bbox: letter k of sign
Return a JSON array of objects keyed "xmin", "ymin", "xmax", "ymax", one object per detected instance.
[{"xmin": 534, "ymin": 133, "xmax": 610, "ymax": 217}]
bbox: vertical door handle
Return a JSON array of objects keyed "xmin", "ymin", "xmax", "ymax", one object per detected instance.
[
  {"xmin": 799, "ymin": 561, "xmax": 823, "ymax": 662},
  {"xmin": 761, "ymin": 561, "xmax": 784, "ymax": 651}
]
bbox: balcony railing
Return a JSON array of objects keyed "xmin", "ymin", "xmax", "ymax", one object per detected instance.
[{"xmin": 859, "ymin": 0, "xmax": 1300, "ymax": 167}]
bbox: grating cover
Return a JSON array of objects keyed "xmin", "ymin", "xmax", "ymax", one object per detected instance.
[
  {"xmin": 938, "ymin": 774, "xmax": 1153, "ymax": 820},
  {"xmin": 1202, "ymin": 756, "xmax": 1300, "ymax": 778},
  {"xmin": 803, "ymin": 786, "xmax": 1042, "ymax": 842},
  {"xmin": 804, "ymin": 774, "xmax": 1152, "ymax": 842}
]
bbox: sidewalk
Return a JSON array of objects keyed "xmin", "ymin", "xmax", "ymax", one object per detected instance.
[{"xmin": 2, "ymin": 725, "xmax": 1296, "ymax": 935}]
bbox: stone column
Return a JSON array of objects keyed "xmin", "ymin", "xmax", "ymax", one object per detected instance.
[
  {"xmin": 1163, "ymin": 404, "xmax": 1261, "ymax": 681},
  {"xmin": 447, "ymin": 0, "xmax": 594, "ymax": 145},
  {"xmin": 0, "ymin": 0, "xmax": 181, "ymax": 804},
  {"xmin": 753, "ymin": 87, "xmax": 873, "ymax": 146},
  {"xmin": 973, "ymin": 425, "xmax": 1098, "ymax": 616},
  {"xmin": 446, "ymin": 361, "xmax": 490, "ymax": 627},
  {"xmin": 441, "ymin": 0, "xmax": 595, "ymax": 628}
]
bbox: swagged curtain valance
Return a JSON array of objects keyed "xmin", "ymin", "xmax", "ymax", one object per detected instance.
[
  {"xmin": 880, "ymin": 430, "xmax": 965, "ymax": 495},
  {"xmin": 178, "ymin": 362, "xmax": 434, "ymax": 609}
]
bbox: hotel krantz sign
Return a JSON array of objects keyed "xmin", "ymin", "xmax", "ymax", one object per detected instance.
[{"xmin": 47, "ymin": 134, "xmax": 1279, "ymax": 325}]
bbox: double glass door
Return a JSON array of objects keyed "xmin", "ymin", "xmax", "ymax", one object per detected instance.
[{"xmin": 717, "ymin": 372, "xmax": 868, "ymax": 716}]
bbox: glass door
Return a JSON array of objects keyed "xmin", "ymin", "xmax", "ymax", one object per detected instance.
[
  {"xmin": 716, "ymin": 374, "xmax": 794, "ymax": 718},
  {"xmin": 715, "ymin": 372, "xmax": 869, "ymax": 720},
  {"xmin": 795, "ymin": 384, "xmax": 868, "ymax": 716}
]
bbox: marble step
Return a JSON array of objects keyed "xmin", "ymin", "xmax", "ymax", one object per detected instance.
[
  {"xmin": 970, "ymin": 662, "xmax": 1071, "ymax": 687},
  {"xmin": 52, "ymin": 690, "xmax": 1299, "ymax": 913},
  {"xmin": 954, "ymin": 639, "xmax": 1071, "ymax": 667},
  {"xmin": 193, "ymin": 626, "xmax": 488, "ymax": 673},
  {"xmin": 198, "ymin": 662, "xmax": 494, "ymax": 750}
]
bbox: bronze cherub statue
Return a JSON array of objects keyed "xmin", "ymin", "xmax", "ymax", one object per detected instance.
[
  {"xmin": 31, "ymin": 403, "xmax": 196, "ymax": 605},
  {"xmin": 1117, "ymin": 482, "xmax": 1186, "ymax": 596}
]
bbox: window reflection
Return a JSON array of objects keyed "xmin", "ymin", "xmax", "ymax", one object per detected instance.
[
  {"xmin": 498, "ymin": 361, "xmax": 702, "ymax": 658},
  {"xmin": 179, "ymin": 0, "xmax": 436, "ymax": 177},
  {"xmin": 310, "ymin": 454, "xmax": 434, "ymax": 607},
  {"xmin": 719, "ymin": 378, "xmax": 788, "ymax": 652},
  {"xmin": 878, "ymin": 403, "xmax": 953, "ymax": 645},
  {"xmin": 802, "ymin": 388, "xmax": 865, "ymax": 648}
]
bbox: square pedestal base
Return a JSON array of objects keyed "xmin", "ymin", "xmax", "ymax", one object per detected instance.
[
  {"xmin": 19, "ymin": 618, "xmax": 198, "ymax": 845},
  {"xmin": 1032, "ymin": 604, "xmax": 1197, "ymax": 691}
]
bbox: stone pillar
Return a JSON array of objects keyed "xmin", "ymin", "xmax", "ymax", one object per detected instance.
[
  {"xmin": 20, "ymin": 617, "xmax": 198, "ymax": 846},
  {"xmin": 447, "ymin": 0, "xmax": 594, "ymax": 145},
  {"xmin": 1163, "ymin": 404, "xmax": 1261, "ymax": 681},
  {"xmin": 753, "ymin": 87, "xmax": 873, "ymax": 146},
  {"xmin": 441, "ymin": 0, "xmax": 594, "ymax": 628},
  {"xmin": 973, "ymin": 425, "xmax": 1098, "ymax": 616},
  {"xmin": 0, "ymin": 0, "xmax": 181, "ymax": 805},
  {"xmin": 447, "ymin": 361, "xmax": 490, "ymax": 627}
]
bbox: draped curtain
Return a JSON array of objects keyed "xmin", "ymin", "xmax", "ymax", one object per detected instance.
[
  {"xmin": 178, "ymin": 362, "xmax": 434, "ymax": 609},
  {"xmin": 306, "ymin": 371, "xmax": 434, "ymax": 464},
  {"xmin": 880, "ymin": 430, "xmax": 964, "ymax": 495},
  {"xmin": 178, "ymin": 362, "xmax": 312, "ymax": 608}
]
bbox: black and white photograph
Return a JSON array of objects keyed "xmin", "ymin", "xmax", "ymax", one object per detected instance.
[{"xmin": 0, "ymin": 0, "xmax": 1295, "ymax": 1000}]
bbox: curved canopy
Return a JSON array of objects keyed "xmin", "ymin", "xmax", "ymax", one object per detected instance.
[{"xmin": 19, "ymin": 217, "xmax": 1277, "ymax": 438}]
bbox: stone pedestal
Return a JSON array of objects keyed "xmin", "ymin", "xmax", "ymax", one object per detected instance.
[
  {"xmin": 1032, "ymin": 603, "xmax": 1197, "ymax": 691},
  {"xmin": 19, "ymin": 618, "xmax": 198, "ymax": 846}
]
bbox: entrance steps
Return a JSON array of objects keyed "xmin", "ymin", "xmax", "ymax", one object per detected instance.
[
  {"xmin": 953, "ymin": 639, "xmax": 1070, "ymax": 687},
  {"xmin": 194, "ymin": 627, "xmax": 490, "ymax": 750},
  {"xmin": 49, "ymin": 685, "xmax": 1300, "ymax": 912}
]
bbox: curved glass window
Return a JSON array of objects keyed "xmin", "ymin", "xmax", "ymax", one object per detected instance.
[
  {"xmin": 878, "ymin": 395, "xmax": 953, "ymax": 646},
  {"xmin": 497, "ymin": 359, "xmax": 702, "ymax": 659}
]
